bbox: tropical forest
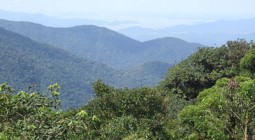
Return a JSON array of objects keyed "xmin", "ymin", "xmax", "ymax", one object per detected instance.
[{"xmin": 1, "ymin": 1, "xmax": 255, "ymax": 140}]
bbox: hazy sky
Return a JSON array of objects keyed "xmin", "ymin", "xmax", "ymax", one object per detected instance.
[{"xmin": 0, "ymin": 0, "xmax": 254, "ymax": 28}]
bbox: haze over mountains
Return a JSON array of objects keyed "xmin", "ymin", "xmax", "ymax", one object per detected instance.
[
  {"xmin": 0, "ymin": 19, "xmax": 202, "ymax": 108},
  {"xmin": 119, "ymin": 18, "xmax": 255, "ymax": 46},
  {"xmin": 0, "ymin": 10, "xmax": 254, "ymax": 109},
  {"xmin": 1, "ymin": 10, "xmax": 254, "ymax": 47},
  {"xmin": 0, "ymin": 19, "xmax": 201, "ymax": 70},
  {"xmin": 1, "ymin": 1, "xmax": 255, "ymax": 139},
  {"xmin": 0, "ymin": 9, "xmax": 135, "ymax": 29},
  {"xmin": 2, "ymin": 9, "xmax": 253, "ymax": 109}
]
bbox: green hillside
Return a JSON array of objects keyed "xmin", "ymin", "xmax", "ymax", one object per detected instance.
[
  {"xmin": 0, "ymin": 27, "xmax": 175, "ymax": 108},
  {"xmin": 0, "ymin": 27, "xmax": 118, "ymax": 109},
  {"xmin": 1, "ymin": 39, "xmax": 255, "ymax": 139},
  {"xmin": 141, "ymin": 37, "xmax": 201, "ymax": 63},
  {"xmin": 120, "ymin": 61, "xmax": 172, "ymax": 87},
  {"xmin": 0, "ymin": 19, "xmax": 206, "ymax": 109}
]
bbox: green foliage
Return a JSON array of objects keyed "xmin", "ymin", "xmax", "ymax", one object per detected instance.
[
  {"xmin": 0, "ymin": 83, "xmax": 97, "ymax": 139},
  {"xmin": 160, "ymin": 39, "xmax": 251, "ymax": 99},
  {"xmin": 100, "ymin": 116, "xmax": 152, "ymax": 139},
  {"xmin": 240, "ymin": 46, "xmax": 255, "ymax": 77},
  {"xmin": 1, "ymin": 81, "xmax": 188, "ymax": 139},
  {"xmin": 226, "ymin": 39, "xmax": 251, "ymax": 65},
  {"xmin": 85, "ymin": 80, "xmax": 190, "ymax": 139},
  {"xmin": 177, "ymin": 77, "xmax": 255, "ymax": 139},
  {"xmin": 1, "ymin": 25, "xmax": 254, "ymax": 140},
  {"xmin": 123, "ymin": 133, "xmax": 146, "ymax": 140},
  {"xmin": 0, "ymin": 27, "xmax": 192, "ymax": 109},
  {"xmin": 92, "ymin": 79, "xmax": 113, "ymax": 97},
  {"xmin": 88, "ymin": 85, "xmax": 166, "ymax": 120},
  {"xmin": 0, "ymin": 27, "xmax": 122, "ymax": 109}
]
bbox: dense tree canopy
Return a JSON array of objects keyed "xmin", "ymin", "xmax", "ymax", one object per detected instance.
[
  {"xmin": 240, "ymin": 45, "xmax": 255, "ymax": 77},
  {"xmin": 177, "ymin": 77, "xmax": 255, "ymax": 139},
  {"xmin": 160, "ymin": 39, "xmax": 251, "ymax": 99},
  {"xmin": 1, "ymin": 39, "xmax": 255, "ymax": 139}
]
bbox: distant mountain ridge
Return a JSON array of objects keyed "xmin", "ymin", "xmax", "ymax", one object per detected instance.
[
  {"xmin": 0, "ymin": 27, "xmax": 176, "ymax": 108},
  {"xmin": 119, "ymin": 18, "xmax": 255, "ymax": 46},
  {"xmin": 0, "ymin": 19, "xmax": 203, "ymax": 70},
  {"xmin": 141, "ymin": 37, "xmax": 200, "ymax": 62},
  {"xmin": 0, "ymin": 9, "xmax": 133, "ymax": 28},
  {"xmin": 0, "ymin": 19, "xmax": 204, "ymax": 108}
]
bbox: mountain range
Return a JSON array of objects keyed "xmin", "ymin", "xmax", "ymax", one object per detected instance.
[
  {"xmin": 0, "ymin": 19, "xmax": 202, "ymax": 70},
  {"xmin": 119, "ymin": 18, "xmax": 255, "ymax": 46},
  {"xmin": 0, "ymin": 19, "xmax": 203, "ymax": 108},
  {"xmin": 0, "ymin": 27, "xmax": 130, "ymax": 108},
  {"xmin": 1, "ymin": 9, "xmax": 254, "ymax": 47}
]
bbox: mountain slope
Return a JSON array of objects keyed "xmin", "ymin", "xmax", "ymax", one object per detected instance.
[
  {"xmin": 0, "ymin": 27, "xmax": 119, "ymax": 109},
  {"xmin": 0, "ymin": 27, "xmax": 175, "ymax": 109},
  {"xmin": 0, "ymin": 19, "xmax": 142, "ymax": 69},
  {"xmin": 0, "ymin": 19, "xmax": 202, "ymax": 70},
  {"xmin": 141, "ymin": 37, "xmax": 201, "ymax": 63},
  {"xmin": 120, "ymin": 61, "xmax": 173, "ymax": 87}
]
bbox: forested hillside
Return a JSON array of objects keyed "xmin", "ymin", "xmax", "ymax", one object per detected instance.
[
  {"xmin": 120, "ymin": 61, "xmax": 173, "ymax": 87},
  {"xmin": 141, "ymin": 37, "xmax": 199, "ymax": 63},
  {"xmin": 0, "ymin": 19, "xmax": 204, "ymax": 109},
  {"xmin": 0, "ymin": 19, "xmax": 202, "ymax": 70},
  {"xmin": 1, "ymin": 39, "xmax": 254, "ymax": 139},
  {"xmin": 0, "ymin": 28, "xmax": 176, "ymax": 108},
  {"xmin": 0, "ymin": 27, "xmax": 119, "ymax": 108}
]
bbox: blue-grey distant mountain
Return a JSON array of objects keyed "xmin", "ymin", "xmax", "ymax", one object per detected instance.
[
  {"xmin": 0, "ymin": 19, "xmax": 202, "ymax": 70},
  {"xmin": 0, "ymin": 10, "xmax": 135, "ymax": 28},
  {"xmin": 118, "ymin": 26, "xmax": 158, "ymax": 41},
  {"xmin": 119, "ymin": 18, "xmax": 255, "ymax": 46}
]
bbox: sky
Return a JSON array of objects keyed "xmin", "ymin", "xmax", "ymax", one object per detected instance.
[{"xmin": 0, "ymin": 0, "xmax": 255, "ymax": 28}]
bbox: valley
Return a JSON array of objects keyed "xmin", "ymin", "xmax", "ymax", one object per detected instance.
[
  {"xmin": 0, "ymin": 19, "xmax": 202, "ymax": 108},
  {"xmin": 1, "ymin": 1, "xmax": 255, "ymax": 139}
]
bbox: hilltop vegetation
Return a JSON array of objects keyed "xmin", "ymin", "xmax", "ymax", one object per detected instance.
[
  {"xmin": 160, "ymin": 40, "xmax": 250, "ymax": 99},
  {"xmin": 1, "ymin": 39, "xmax": 255, "ymax": 139}
]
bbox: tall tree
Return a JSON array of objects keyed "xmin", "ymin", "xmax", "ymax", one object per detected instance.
[
  {"xmin": 178, "ymin": 77, "xmax": 255, "ymax": 139},
  {"xmin": 160, "ymin": 39, "xmax": 251, "ymax": 99}
]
